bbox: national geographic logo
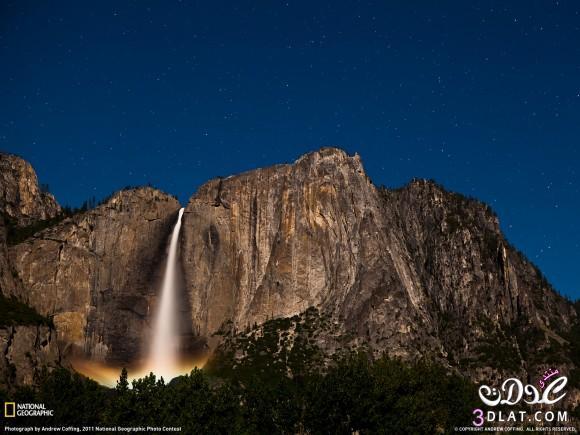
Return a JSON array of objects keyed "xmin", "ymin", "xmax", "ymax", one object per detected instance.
[{"xmin": 3, "ymin": 402, "xmax": 54, "ymax": 417}]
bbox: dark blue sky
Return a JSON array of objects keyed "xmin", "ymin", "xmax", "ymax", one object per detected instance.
[{"xmin": 1, "ymin": 1, "xmax": 578, "ymax": 299}]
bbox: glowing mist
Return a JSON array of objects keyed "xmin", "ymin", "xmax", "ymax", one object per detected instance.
[{"xmin": 144, "ymin": 207, "xmax": 185, "ymax": 381}]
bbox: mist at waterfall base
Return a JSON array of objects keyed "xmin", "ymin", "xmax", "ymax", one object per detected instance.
[{"xmin": 72, "ymin": 208, "xmax": 205, "ymax": 387}]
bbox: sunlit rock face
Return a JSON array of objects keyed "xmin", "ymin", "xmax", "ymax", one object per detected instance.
[
  {"xmin": 9, "ymin": 188, "xmax": 181, "ymax": 364},
  {"xmin": 181, "ymin": 148, "xmax": 416, "ymax": 344},
  {"xmin": 182, "ymin": 147, "xmax": 576, "ymax": 375},
  {"xmin": 0, "ymin": 153, "xmax": 61, "ymax": 227}
]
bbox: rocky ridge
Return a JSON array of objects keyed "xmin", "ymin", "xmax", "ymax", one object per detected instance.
[
  {"xmin": 181, "ymin": 148, "xmax": 577, "ymax": 384},
  {"xmin": 0, "ymin": 153, "xmax": 61, "ymax": 227},
  {"xmin": 2, "ymin": 148, "xmax": 578, "ymax": 394}
]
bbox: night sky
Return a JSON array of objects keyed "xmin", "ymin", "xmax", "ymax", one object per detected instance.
[{"xmin": 0, "ymin": 1, "xmax": 578, "ymax": 299}]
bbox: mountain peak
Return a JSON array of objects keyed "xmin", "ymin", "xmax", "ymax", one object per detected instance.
[
  {"xmin": 0, "ymin": 152, "xmax": 61, "ymax": 226},
  {"xmin": 294, "ymin": 146, "xmax": 365, "ymax": 175}
]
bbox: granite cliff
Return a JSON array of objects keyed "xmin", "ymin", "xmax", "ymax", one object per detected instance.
[
  {"xmin": 182, "ymin": 148, "xmax": 577, "ymax": 383},
  {"xmin": 8, "ymin": 188, "xmax": 181, "ymax": 364},
  {"xmin": 0, "ymin": 324, "xmax": 60, "ymax": 386},
  {"xmin": 0, "ymin": 153, "xmax": 61, "ymax": 227},
  {"xmin": 1, "ymin": 148, "xmax": 578, "ymax": 391},
  {"xmin": 0, "ymin": 153, "xmax": 62, "ymax": 387}
]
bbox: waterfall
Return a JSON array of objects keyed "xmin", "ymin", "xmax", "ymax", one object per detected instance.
[
  {"xmin": 72, "ymin": 206, "xmax": 203, "ymax": 387},
  {"xmin": 145, "ymin": 207, "xmax": 185, "ymax": 381}
]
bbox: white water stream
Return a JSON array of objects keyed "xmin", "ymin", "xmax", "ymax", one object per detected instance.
[{"xmin": 144, "ymin": 207, "xmax": 185, "ymax": 381}]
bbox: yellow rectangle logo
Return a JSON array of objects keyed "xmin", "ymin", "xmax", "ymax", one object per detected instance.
[{"xmin": 4, "ymin": 402, "xmax": 15, "ymax": 418}]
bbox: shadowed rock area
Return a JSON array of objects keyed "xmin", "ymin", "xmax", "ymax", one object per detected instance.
[{"xmin": 0, "ymin": 153, "xmax": 62, "ymax": 387}]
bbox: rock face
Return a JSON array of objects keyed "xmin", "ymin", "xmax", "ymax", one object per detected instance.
[
  {"xmin": 3, "ymin": 148, "xmax": 577, "ymax": 387},
  {"xmin": 9, "ymin": 188, "xmax": 181, "ymax": 363},
  {"xmin": 0, "ymin": 325, "xmax": 60, "ymax": 387},
  {"xmin": 182, "ymin": 148, "xmax": 576, "ymax": 378},
  {"xmin": 0, "ymin": 152, "xmax": 181, "ymax": 380},
  {"xmin": 182, "ymin": 149, "xmax": 397, "ymax": 337},
  {"xmin": 0, "ymin": 215, "xmax": 21, "ymax": 299},
  {"xmin": 0, "ymin": 154, "xmax": 63, "ymax": 386},
  {"xmin": 0, "ymin": 153, "xmax": 61, "ymax": 226},
  {"xmin": 0, "ymin": 238, "xmax": 61, "ymax": 389}
]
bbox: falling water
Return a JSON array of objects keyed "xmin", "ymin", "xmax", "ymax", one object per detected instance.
[
  {"xmin": 71, "ymin": 206, "xmax": 204, "ymax": 386},
  {"xmin": 144, "ymin": 207, "xmax": 185, "ymax": 381}
]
